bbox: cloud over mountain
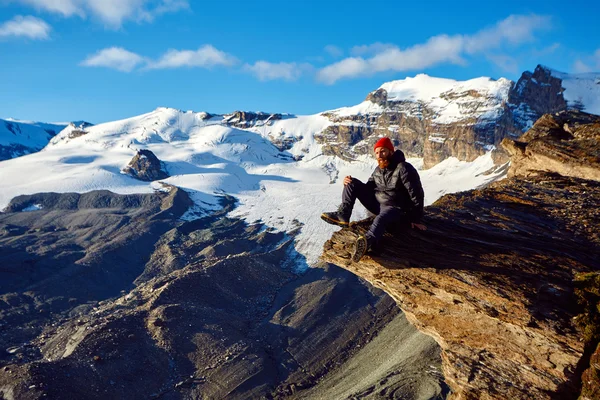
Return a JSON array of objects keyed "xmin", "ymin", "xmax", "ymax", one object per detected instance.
[{"xmin": 317, "ymin": 14, "xmax": 551, "ymax": 84}]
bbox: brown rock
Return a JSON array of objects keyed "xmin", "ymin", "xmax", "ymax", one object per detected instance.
[
  {"xmin": 122, "ymin": 149, "xmax": 169, "ymax": 182},
  {"xmin": 365, "ymin": 88, "xmax": 388, "ymax": 106},
  {"xmin": 322, "ymin": 171, "xmax": 600, "ymax": 399},
  {"xmin": 502, "ymin": 111, "xmax": 600, "ymax": 181}
]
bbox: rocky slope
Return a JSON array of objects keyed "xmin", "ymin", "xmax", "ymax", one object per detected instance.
[
  {"xmin": 0, "ymin": 190, "xmax": 446, "ymax": 399},
  {"xmin": 322, "ymin": 111, "xmax": 600, "ymax": 399}
]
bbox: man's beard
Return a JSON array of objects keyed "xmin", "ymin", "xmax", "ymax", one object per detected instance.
[{"xmin": 377, "ymin": 157, "xmax": 391, "ymax": 169}]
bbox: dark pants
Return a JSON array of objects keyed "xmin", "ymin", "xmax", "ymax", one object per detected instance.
[{"xmin": 342, "ymin": 178, "xmax": 410, "ymax": 244}]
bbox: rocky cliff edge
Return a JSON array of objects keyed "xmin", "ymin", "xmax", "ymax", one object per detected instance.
[{"xmin": 322, "ymin": 110, "xmax": 600, "ymax": 399}]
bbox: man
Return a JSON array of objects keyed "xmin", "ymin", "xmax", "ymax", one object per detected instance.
[{"xmin": 321, "ymin": 137, "xmax": 426, "ymax": 262}]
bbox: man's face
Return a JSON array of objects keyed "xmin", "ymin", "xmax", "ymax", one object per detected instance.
[{"xmin": 375, "ymin": 147, "xmax": 392, "ymax": 169}]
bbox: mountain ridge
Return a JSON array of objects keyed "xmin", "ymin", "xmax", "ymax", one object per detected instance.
[{"xmin": 3, "ymin": 65, "xmax": 598, "ymax": 170}]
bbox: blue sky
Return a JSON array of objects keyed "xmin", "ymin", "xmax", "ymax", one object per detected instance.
[{"xmin": 0, "ymin": 0, "xmax": 599, "ymax": 124}]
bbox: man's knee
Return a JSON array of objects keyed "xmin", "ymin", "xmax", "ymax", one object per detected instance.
[{"xmin": 347, "ymin": 178, "xmax": 364, "ymax": 188}]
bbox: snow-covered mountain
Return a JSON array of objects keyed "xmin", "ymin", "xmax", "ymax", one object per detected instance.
[
  {"xmin": 0, "ymin": 118, "xmax": 70, "ymax": 161},
  {"xmin": 318, "ymin": 65, "xmax": 600, "ymax": 167},
  {"xmin": 1, "ymin": 64, "xmax": 598, "ymax": 266},
  {"xmin": 0, "ymin": 106, "xmax": 505, "ymax": 267}
]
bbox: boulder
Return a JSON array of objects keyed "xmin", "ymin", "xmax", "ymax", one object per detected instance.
[{"xmin": 122, "ymin": 149, "xmax": 169, "ymax": 181}]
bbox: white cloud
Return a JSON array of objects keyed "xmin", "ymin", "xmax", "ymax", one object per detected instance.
[
  {"xmin": 0, "ymin": 15, "xmax": 51, "ymax": 39},
  {"xmin": 486, "ymin": 54, "xmax": 519, "ymax": 73},
  {"xmin": 12, "ymin": 0, "xmax": 189, "ymax": 28},
  {"xmin": 530, "ymin": 42, "xmax": 560, "ymax": 57},
  {"xmin": 573, "ymin": 48, "xmax": 600, "ymax": 74},
  {"xmin": 244, "ymin": 61, "xmax": 312, "ymax": 81},
  {"xmin": 317, "ymin": 14, "xmax": 551, "ymax": 84},
  {"xmin": 351, "ymin": 42, "xmax": 395, "ymax": 56},
  {"xmin": 573, "ymin": 60, "xmax": 592, "ymax": 74},
  {"xmin": 13, "ymin": 0, "xmax": 83, "ymax": 17},
  {"xmin": 324, "ymin": 45, "xmax": 343, "ymax": 58},
  {"xmin": 463, "ymin": 14, "xmax": 551, "ymax": 54},
  {"xmin": 80, "ymin": 47, "xmax": 145, "ymax": 72},
  {"xmin": 147, "ymin": 45, "xmax": 237, "ymax": 69},
  {"xmin": 318, "ymin": 34, "xmax": 465, "ymax": 84}
]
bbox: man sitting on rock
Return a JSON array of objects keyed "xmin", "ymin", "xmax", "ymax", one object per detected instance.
[{"xmin": 321, "ymin": 137, "xmax": 426, "ymax": 262}]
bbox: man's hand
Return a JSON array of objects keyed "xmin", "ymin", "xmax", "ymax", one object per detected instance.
[
  {"xmin": 411, "ymin": 223, "xmax": 427, "ymax": 231},
  {"xmin": 343, "ymin": 176, "xmax": 353, "ymax": 186}
]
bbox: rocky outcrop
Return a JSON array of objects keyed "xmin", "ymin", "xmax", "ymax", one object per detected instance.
[
  {"xmin": 122, "ymin": 149, "xmax": 169, "ymax": 181},
  {"xmin": 508, "ymin": 65, "xmax": 568, "ymax": 131},
  {"xmin": 365, "ymin": 88, "xmax": 388, "ymax": 106},
  {"xmin": 224, "ymin": 111, "xmax": 283, "ymax": 129},
  {"xmin": 322, "ymin": 113, "xmax": 600, "ymax": 398},
  {"xmin": 502, "ymin": 110, "xmax": 600, "ymax": 181}
]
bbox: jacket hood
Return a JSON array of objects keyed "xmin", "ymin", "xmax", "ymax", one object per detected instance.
[{"xmin": 392, "ymin": 149, "xmax": 406, "ymax": 163}]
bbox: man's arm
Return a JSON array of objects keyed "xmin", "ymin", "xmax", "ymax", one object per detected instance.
[{"xmin": 398, "ymin": 163, "xmax": 424, "ymax": 223}]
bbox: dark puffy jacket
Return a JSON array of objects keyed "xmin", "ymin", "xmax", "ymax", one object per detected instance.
[{"xmin": 367, "ymin": 150, "xmax": 424, "ymax": 222}]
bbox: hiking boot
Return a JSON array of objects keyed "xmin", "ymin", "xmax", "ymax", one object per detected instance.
[
  {"xmin": 352, "ymin": 234, "xmax": 368, "ymax": 262},
  {"xmin": 321, "ymin": 206, "xmax": 351, "ymax": 227}
]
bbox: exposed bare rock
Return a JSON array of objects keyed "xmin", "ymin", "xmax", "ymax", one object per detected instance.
[
  {"xmin": 122, "ymin": 149, "xmax": 169, "ymax": 181},
  {"xmin": 502, "ymin": 110, "xmax": 600, "ymax": 181},
  {"xmin": 365, "ymin": 88, "xmax": 388, "ymax": 106},
  {"xmin": 67, "ymin": 129, "xmax": 87, "ymax": 139},
  {"xmin": 224, "ymin": 111, "xmax": 282, "ymax": 129},
  {"xmin": 322, "ymin": 172, "xmax": 600, "ymax": 399}
]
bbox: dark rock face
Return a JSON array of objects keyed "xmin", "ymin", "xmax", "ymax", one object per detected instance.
[
  {"xmin": 0, "ymin": 190, "xmax": 445, "ymax": 399},
  {"xmin": 122, "ymin": 149, "xmax": 169, "ymax": 181},
  {"xmin": 508, "ymin": 65, "xmax": 568, "ymax": 131},
  {"xmin": 322, "ymin": 113, "xmax": 600, "ymax": 399}
]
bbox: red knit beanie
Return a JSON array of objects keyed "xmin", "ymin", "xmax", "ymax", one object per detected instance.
[{"xmin": 374, "ymin": 137, "xmax": 395, "ymax": 152}]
